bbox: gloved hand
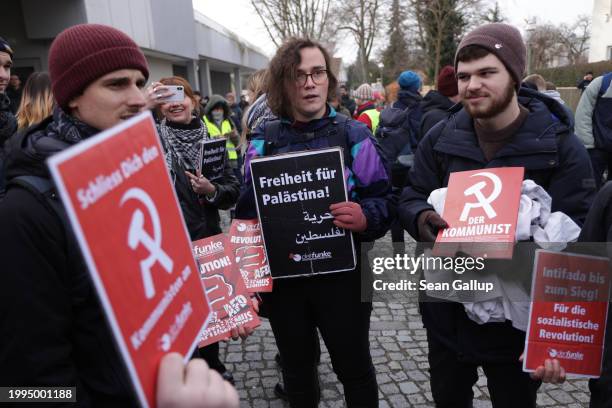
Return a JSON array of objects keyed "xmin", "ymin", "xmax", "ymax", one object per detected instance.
[
  {"xmin": 330, "ymin": 201, "xmax": 368, "ymax": 232},
  {"xmin": 417, "ymin": 210, "xmax": 448, "ymax": 242}
]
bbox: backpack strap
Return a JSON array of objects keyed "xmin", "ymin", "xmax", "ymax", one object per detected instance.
[
  {"xmin": 7, "ymin": 175, "xmax": 81, "ymax": 272},
  {"xmin": 599, "ymin": 72, "xmax": 612, "ymax": 97},
  {"xmin": 9, "ymin": 175, "xmax": 64, "ymax": 219},
  {"xmin": 263, "ymin": 119, "xmax": 282, "ymax": 156},
  {"xmin": 327, "ymin": 114, "xmax": 352, "ymax": 169},
  {"xmin": 263, "ymin": 115, "xmax": 353, "ymax": 169}
]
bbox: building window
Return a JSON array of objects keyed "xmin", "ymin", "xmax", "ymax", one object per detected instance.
[{"xmin": 172, "ymin": 64, "xmax": 188, "ymax": 80}]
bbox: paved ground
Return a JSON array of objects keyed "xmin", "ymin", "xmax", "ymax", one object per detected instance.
[{"xmin": 219, "ymin": 213, "xmax": 592, "ymax": 407}]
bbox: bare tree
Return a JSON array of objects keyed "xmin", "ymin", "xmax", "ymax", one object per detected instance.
[
  {"xmin": 526, "ymin": 23, "xmax": 563, "ymax": 70},
  {"xmin": 250, "ymin": 0, "xmax": 338, "ymax": 48},
  {"xmin": 557, "ymin": 15, "xmax": 590, "ymax": 65},
  {"xmin": 338, "ymin": 0, "xmax": 382, "ymax": 84},
  {"xmin": 525, "ymin": 15, "xmax": 590, "ymax": 70}
]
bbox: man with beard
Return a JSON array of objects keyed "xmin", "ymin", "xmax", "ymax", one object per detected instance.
[{"xmin": 398, "ymin": 23, "xmax": 595, "ymax": 407}]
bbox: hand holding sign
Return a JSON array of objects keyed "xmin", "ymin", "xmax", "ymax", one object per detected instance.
[
  {"xmin": 418, "ymin": 210, "xmax": 448, "ymax": 242},
  {"xmin": 48, "ymin": 112, "xmax": 211, "ymax": 407},
  {"xmin": 330, "ymin": 201, "xmax": 367, "ymax": 232},
  {"xmin": 157, "ymin": 353, "xmax": 239, "ymax": 408},
  {"xmin": 519, "ymin": 353, "xmax": 566, "ymax": 384}
]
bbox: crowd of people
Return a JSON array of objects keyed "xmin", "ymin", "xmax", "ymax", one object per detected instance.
[{"xmin": 0, "ymin": 17, "xmax": 611, "ymax": 408}]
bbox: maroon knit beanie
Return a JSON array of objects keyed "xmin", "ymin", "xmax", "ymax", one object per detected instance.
[
  {"xmin": 49, "ymin": 24, "xmax": 149, "ymax": 110},
  {"xmin": 454, "ymin": 23, "xmax": 526, "ymax": 91},
  {"xmin": 437, "ymin": 65, "xmax": 458, "ymax": 97}
]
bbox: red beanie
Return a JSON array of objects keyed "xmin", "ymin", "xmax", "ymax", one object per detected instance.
[
  {"xmin": 49, "ymin": 24, "xmax": 149, "ymax": 110},
  {"xmin": 437, "ymin": 65, "xmax": 458, "ymax": 97}
]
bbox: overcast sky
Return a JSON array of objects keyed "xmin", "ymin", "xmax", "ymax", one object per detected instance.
[{"xmin": 192, "ymin": 0, "xmax": 594, "ymax": 63}]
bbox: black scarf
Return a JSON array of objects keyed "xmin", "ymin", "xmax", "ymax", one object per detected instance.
[
  {"xmin": 19, "ymin": 107, "xmax": 100, "ymax": 162},
  {"xmin": 0, "ymin": 93, "xmax": 17, "ymax": 146}
]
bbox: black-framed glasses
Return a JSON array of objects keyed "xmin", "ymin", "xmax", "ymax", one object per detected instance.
[{"xmin": 295, "ymin": 69, "xmax": 328, "ymax": 86}]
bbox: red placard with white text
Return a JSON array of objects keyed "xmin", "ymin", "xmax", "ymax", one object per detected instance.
[
  {"xmin": 48, "ymin": 112, "xmax": 211, "ymax": 408},
  {"xmin": 229, "ymin": 219, "xmax": 273, "ymax": 292},
  {"xmin": 523, "ymin": 250, "xmax": 611, "ymax": 377},
  {"xmin": 433, "ymin": 167, "xmax": 524, "ymax": 258},
  {"xmin": 193, "ymin": 234, "xmax": 260, "ymax": 347}
]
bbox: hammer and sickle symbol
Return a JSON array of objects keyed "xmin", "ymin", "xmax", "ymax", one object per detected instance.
[
  {"xmin": 459, "ymin": 172, "xmax": 502, "ymax": 222},
  {"xmin": 120, "ymin": 188, "xmax": 174, "ymax": 299}
]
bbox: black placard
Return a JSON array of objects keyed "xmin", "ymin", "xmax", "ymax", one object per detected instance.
[
  {"xmin": 250, "ymin": 147, "xmax": 356, "ymax": 278},
  {"xmin": 200, "ymin": 138, "xmax": 226, "ymax": 180}
]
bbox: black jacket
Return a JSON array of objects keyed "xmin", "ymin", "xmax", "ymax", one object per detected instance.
[
  {"xmin": 399, "ymin": 88, "xmax": 596, "ymax": 362},
  {"xmin": 419, "ymin": 90, "xmax": 454, "ymax": 139},
  {"xmin": 159, "ymin": 120, "xmax": 240, "ymax": 240},
  {"xmin": 341, "ymin": 94, "xmax": 356, "ymax": 116},
  {"xmin": 0, "ymin": 114, "xmax": 136, "ymax": 406},
  {"xmin": 0, "ymin": 92, "xmax": 17, "ymax": 196},
  {"xmin": 577, "ymin": 182, "xmax": 612, "ymax": 408}
]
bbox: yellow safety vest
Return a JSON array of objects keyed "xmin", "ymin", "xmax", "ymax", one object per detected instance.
[
  {"xmin": 203, "ymin": 116, "xmax": 238, "ymax": 160},
  {"xmin": 363, "ymin": 109, "xmax": 380, "ymax": 135}
]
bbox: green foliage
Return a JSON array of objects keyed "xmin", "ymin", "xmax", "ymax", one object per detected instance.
[
  {"xmin": 418, "ymin": 0, "xmax": 469, "ymax": 82},
  {"xmin": 534, "ymin": 60, "xmax": 612, "ymax": 87},
  {"xmin": 380, "ymin": 0, "xmax": 411, "ymax": 85},
  {"xmin": 346, "ymin": 58, "xmax": 382, "ymax": 88},
  {"xmin": 482, "ymin": 1, "xmax": 504, "ymax": 23}
]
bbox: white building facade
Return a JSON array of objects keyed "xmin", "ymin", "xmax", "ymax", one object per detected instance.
[
  {"xmin": 589, "ymin": 0, "xmax": 612, "ymax": 62},
  {"xmin": 2, "ymin": 0, "xmax": 269, "ymax": 96}
]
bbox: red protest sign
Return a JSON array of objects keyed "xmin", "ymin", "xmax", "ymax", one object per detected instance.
[
  {"xmin": 524, "ymin": 250, "xmax": 611, "ymax": 377},
  {"xmin": 193, "ymin": 233, "xmax": 260, "ymax": 347},
  {"xmin": 434, "ymin": 167, "xmax": 524, "ymax": 258},
  {"xmin": 48, "ymin": 112, "xmax": 211, "ymax": 408},
  {"xmin": 229, "ymin": 219, "xmax": 273, "ymax": 292}
]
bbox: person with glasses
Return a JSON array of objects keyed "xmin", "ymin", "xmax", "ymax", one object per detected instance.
[{"xmin": 235, "ymin": 37, "xmax": 392, "ymax": 407}]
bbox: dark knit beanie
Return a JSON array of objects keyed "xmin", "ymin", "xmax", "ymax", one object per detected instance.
[
  {"xmin": 455, "ymin": 23, "xmax": 526, "ymax": 91},
  {"xmin": 0, "ymin": 36, "xmax": 13, "ymax": 57},
  {"xmin": 49, "ymin": 24, "xmax": 149, "ymax": 110},
  {"xmin": 437, "ymin": 65, "xmax": 458, "ymax": 97}
]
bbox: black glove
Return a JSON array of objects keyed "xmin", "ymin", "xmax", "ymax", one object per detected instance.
[{"xmin": 417, "ymin": 210, "xmax": 448, "ymax": 242}]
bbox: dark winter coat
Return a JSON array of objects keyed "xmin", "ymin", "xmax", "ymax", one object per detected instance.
[
  {"xmin": 0, "ymin": 110, "xmax": 136, "ymax": 406},
  {"xmin": 399, "ymin": 87, "xmax": 596, "ymax": 362},
  {"xmin": 6, "ymin": 85, "xmax": 22, "ymax": 114},
  {"xmin": 0, "ymin": 92, "xmax": 17, "ymax": 196},
  {"xmin": 576, "ymin": 182, "xmax": 612, "ymax": 408},
  {"xmin": 158, "ymin": 119, "xmax": 240, "ymax": 240},
  {"xmin": 341, "ymin": 94, "xmax": 356, "ymax": 116},
  {"xmin": 392, "ymin": 89, "xmax": 422, "ymax": 148},
  {"xmin": 229, "ymin": 103, "xmax": 243, "ymax": 134},
  {"xmin": 237, "ymin": 106, "xmax": 392, "ymax": 244},
  {"xmin": 577, "ymin": 78, "xmax": 592, "ymax": 92},
  {"xmin": 419, "ymin": 90, "xmax": 454, "ymax": 139}
]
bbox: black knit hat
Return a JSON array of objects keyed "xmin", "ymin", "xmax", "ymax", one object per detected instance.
[
  {"xmin": 455, "ymin": 23, "xmax": 526, "ymax": 91},
  {"xmin": 0, "ymin": 36, "xmax": 13, "ymax": 57}
]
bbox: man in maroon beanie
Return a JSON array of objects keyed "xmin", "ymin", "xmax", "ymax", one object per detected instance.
[
  {"xmin": 419, "ymin": 65, "xmax": 461, "ymax": 138},
  {"xmin": 0, "ymin": 24, "xmax": 150, "ymax": 406},
  {"xmin": 399, "ymin": 22, "xmax": 595, "ymax": 407}
]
